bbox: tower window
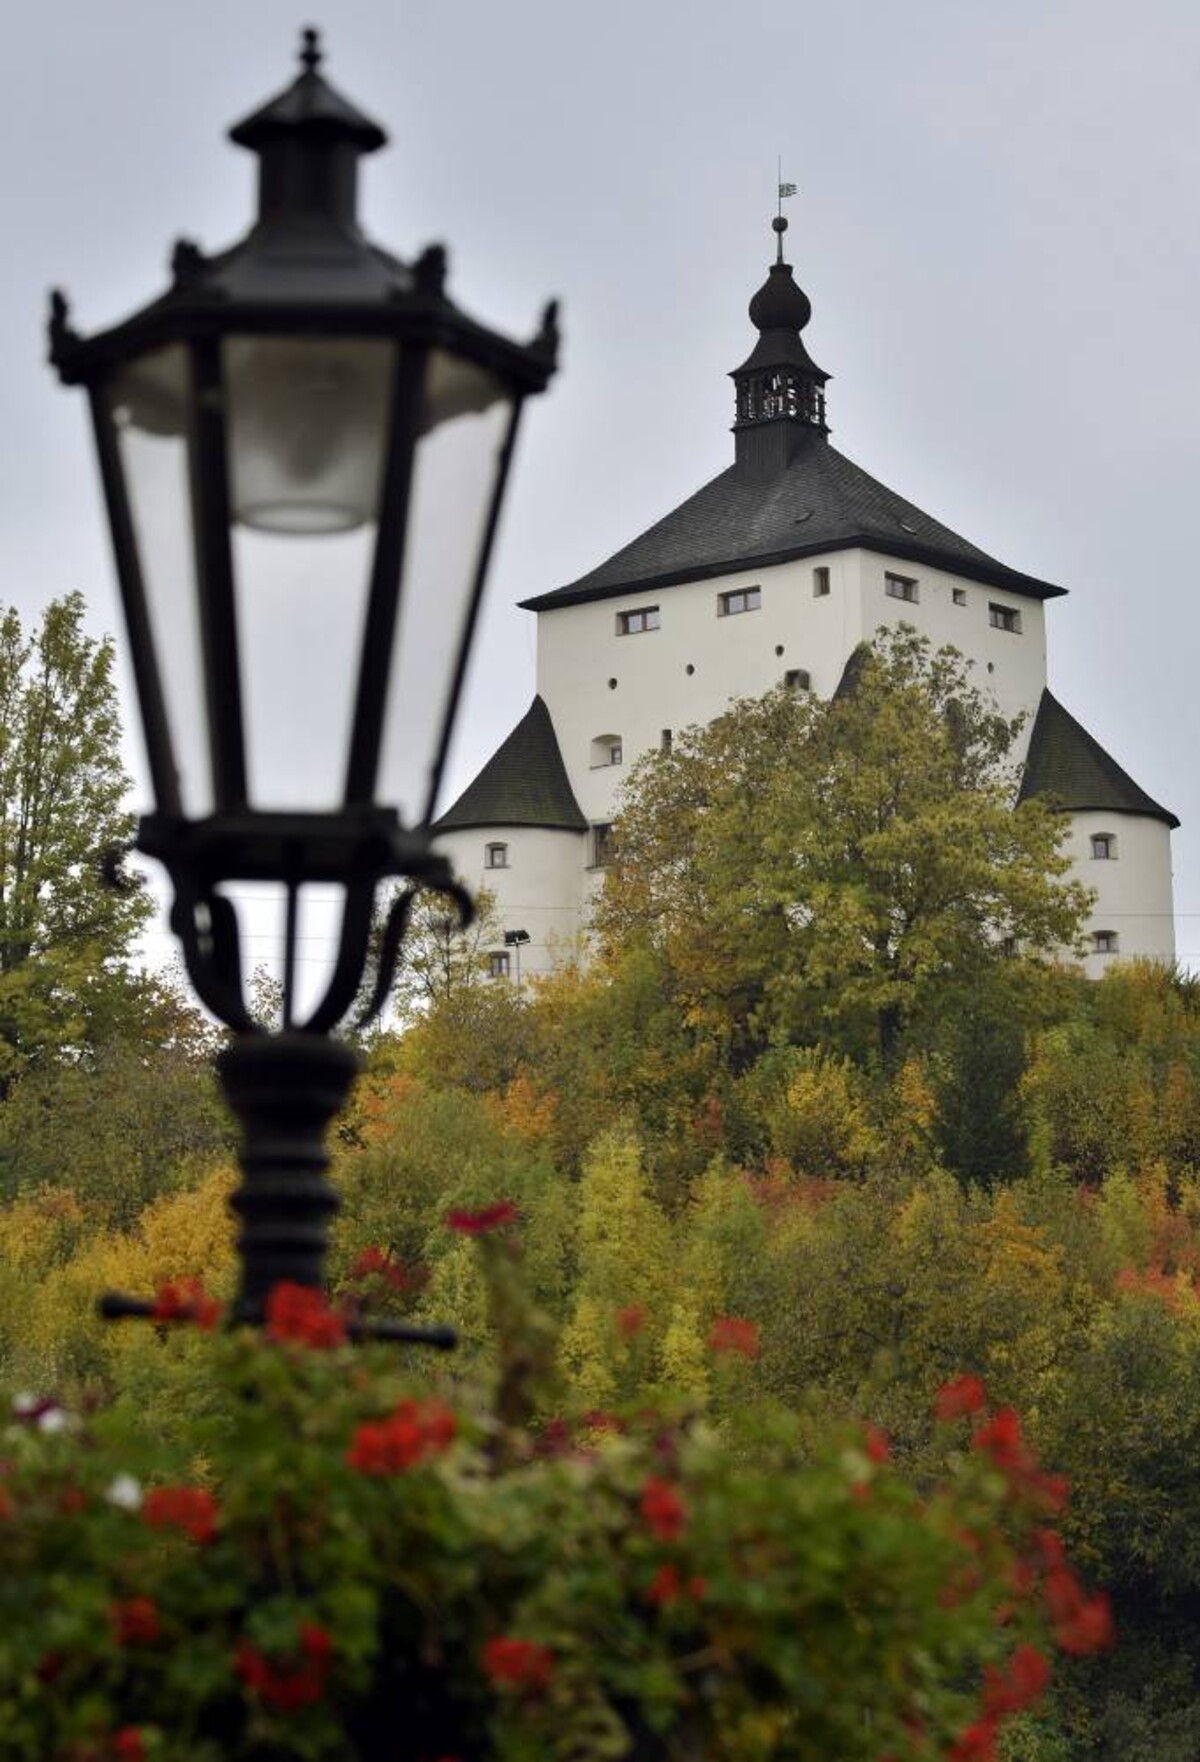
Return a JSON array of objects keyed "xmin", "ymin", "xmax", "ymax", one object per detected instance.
[
  {"xmin": 784, "ymin": 668, "xmax": 811, "ymax": 691},
  {"xmin": 885, "ymin": 573, "xmax": 919, "ymax": 604},
  {"xmin": 617, "ymin": 606, "xmax": 660, "ymax": 636},
  {"xmin": 1090, "ymin": 833, "xmax": 1117, "ymax": 860},
  {"xmin": 989, "ymin": 603, "xmax": 1022, "ymax": 633},
  {"xmin": 590, "ymin": 734, "xmax": 623, "ymax": 768},
  {"xmin": 813, "ymin": 567, "xmax": 831, "ymax": 597},
  {"xmin": 591, "ymin": 823, "xmax": 615, "ymax": 868},
  {"xmin": 484, "ymin": 842, "xmax": 508, "ymax": 869},
  {"xmin": 487, "ymin": 951, "xmax": 511, "ymax": 979},
  {"xmin": 718, "ymin": 586, "xmax": 761, "ymax": 616},
  {"xmin": 952, "ymin": 588, "xmax": 967, "ymax": 606},
  {"xmin": 1093, "ymin": 930, "xmax": 1119, "ymax": 955},
  {"xmin": 661, "ymin": 729, "xmax": 673, "ymax": 753}
]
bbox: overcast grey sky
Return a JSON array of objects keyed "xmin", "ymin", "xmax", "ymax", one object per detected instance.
[{"xmin": 4, "ymin": 0, "xmax": 1199, "ymax": 973}]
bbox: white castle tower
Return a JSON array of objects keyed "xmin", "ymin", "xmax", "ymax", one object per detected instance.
[{"xmin": 434, "ymin": 214, "xmax": 1177, "ymax": 981}]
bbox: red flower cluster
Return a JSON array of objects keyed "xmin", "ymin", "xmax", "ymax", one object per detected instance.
[
  {"xmin": 972, "ymin": 1408, "xmax": 1070, "ymax": 1513},
  {"xmin": 616, "ymin": 1303, "xmax": 647, "ymax": 1339},
  {"xmin": 482, "ymin": 1635, "xmax": 555, "ymax": 1692},
  {"xmin": 150, "ymin": 1275, "xmax": 222, "ymax": 1332},
  {"xmin": 348, "ymin": 1245, "xmax": 426, "ymax": 1293},
  {"xmin": 237, "ymin": 1622, "xmax": 334, "ymax": 1711},
  {"xmin": 346, "ymin": 1399, "xmax": 458, "ymax": 1476},
  {"xmin": 445, "ymin": 1201, "xmax": 519, "ymax": 1235},
  {"xmin": 265, "ymin": 1282, "xmax": 348, "ymax": 1350},
  {"xmin": 934, "ymin": 1374, "xmax": 988, "ymax": 1422},
  {"xmin": 982, "ymin": 1643, "xmax": 1051, "ymax": 1718},
  {"xmin": 111, "ymin": 1731, "xmax": 146, "ymax": 1761},
  {"xmin": 644, "ymin": 1563, "xmax": 706, "ymax": 1607},
  {"xmin": 641, "ymin": 1476, "xmax": 687, "ymax": 1541},
  {"xmin": 864, "ymin": 1424, "xmax": 891, "ymax": 1464},
  {"xmin": 111, "ymin": 1596, "xmax": 162, "ymax": 1646},
  {"xmin": 1043, "ymin": 1562, "xmax": 1114, "ymax": 1655},
  {"xmin": 142, "ymin": 1485, "xmax": 218, "ymax": 1545},
  {"xmin": 707, "ymin": 1316, "xmax": 761, "ymax": 1359}
]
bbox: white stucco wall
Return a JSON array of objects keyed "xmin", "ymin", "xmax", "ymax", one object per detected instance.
[
  {"xmin": 1063, "ymin": 811, "xmax": 1176, "ymax": 977},
  {"xmin": 536, "ymin": 547, "xmax": 1051, "ymax": 826},
  {"xmin": 433, "ymin": 824, "xmax": 586, "ymax": 983},
  {"xmin": 858, "ymin": 556, "xmax": 1049, "ymax": 762}
]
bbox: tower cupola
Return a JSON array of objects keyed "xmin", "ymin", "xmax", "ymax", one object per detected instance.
[{"xmin": 730, "ymin": 214, "xmax": 829, "ymax": 479}]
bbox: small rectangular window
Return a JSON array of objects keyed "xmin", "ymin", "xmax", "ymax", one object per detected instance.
[
  {"xmin": 717, "ymin": 586, "xmax": 762, "ymax": 617},
  {"xmin": 989, "ymin": 602, "xmax": 1022, "ymax": 633},
  {"xmin": 609, "ymin": 743, "xmax": 623, "ymax": 766},
  {"xmin": 488, "ymin": 951, "xmax": 511, "ymax": 979},
  {"xmin": 813, "ymin": 567, "xmax": 831, "ymax": 597},
  {"xmin": 591, "ymin": 823, "xmax": 615, "ymax": 868},
  {"xmin": 484, "ymin": 842, "xmax": 508, "ymax": 869},
  {"xmin": 885, "ymin": 573, "xmax": 919, "ymax": 603},
  {"xmin": 784, "ymin": 668, "xmax": 811, "ymax": 691},
  {"xmin": 617, "ymin": 606, "xmax": 660, "ymax": 635},
  {"xmin": 1090, "ymin": 833, "xmax": 1116, "ymax": 860},
  {"xmin": 1093, "ymin": 931, "xmax": 1119, "ymax": 955},
  {"xmin": 661, "ymin": 729, "xmax": 673, "ymax": 753},
  {"xmin": 952, "ymin": 588, "xmax": 967, "ymax": 607}
]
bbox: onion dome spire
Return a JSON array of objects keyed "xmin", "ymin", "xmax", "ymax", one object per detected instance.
[{"xmin": 730, "ymin": 211, "xmax": 830, "ymax": 479}]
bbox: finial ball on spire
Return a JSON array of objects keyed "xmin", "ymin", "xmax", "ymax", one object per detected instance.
[
  {"xmin": 772, "ymin": 215, "xmax": 788, "ymax": 236},
  {"xmin": 300, "ymin": 27, "xmax": 322, "ymax": 73}
]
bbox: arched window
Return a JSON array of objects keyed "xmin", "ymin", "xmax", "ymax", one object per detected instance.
[
  {"xmin": 1090, "ymin": 832, "xmax": 1117, "ymax": 860},
  {"xmin": 590, "ymin": 734, "xmax": 623, "ymax": 768},
  {"xmin": 484, "ymin": 842, "xmax": 508, "ymax": 869}
]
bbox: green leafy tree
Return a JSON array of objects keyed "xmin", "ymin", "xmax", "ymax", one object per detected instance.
[
  {"xmin": 597, "ymin": 627, "xmax": 1092, "ymax": 1064},
  {"xmin": 0, "ymin": 594, "xmax": 150, "ymax": 1080}
]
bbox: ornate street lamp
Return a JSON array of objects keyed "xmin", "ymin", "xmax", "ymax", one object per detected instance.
[{"xmin": 49, "ymin": 30, "xmax": 558, "ymax": 1331}]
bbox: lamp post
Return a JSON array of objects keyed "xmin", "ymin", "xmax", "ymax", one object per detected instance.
[
  {"xmin": 49, "ymin": 30, "xmax": 558, "ymax": 1332},
  {"xmin": 503, "ymin": 927, "xmax": 531, "ymax": 992}
]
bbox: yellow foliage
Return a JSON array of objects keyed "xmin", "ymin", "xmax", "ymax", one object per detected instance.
[
  {"xmin": 772, "ymin": 1052, "xmax": 881, "ymax": 1176},
  {"xmin": 658, "ymin": 1298, "xmax": 710, "ymax": 1398},
  {"xmin": 484, "ymin": 1072, "xmax": 557, "ymax": 1147}
]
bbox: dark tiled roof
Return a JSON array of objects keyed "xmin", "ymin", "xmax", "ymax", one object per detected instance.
[
  {"xmin": 432, "ymin": 696, "xmax": 588, "ymax": 833},
  {"xmin": 1018, "ymin": 690, "xmax": 1179, "ymax": 828},
  {"xmin": 521, "ymin": 431, "xmax": 1064, "ymax": 612}
]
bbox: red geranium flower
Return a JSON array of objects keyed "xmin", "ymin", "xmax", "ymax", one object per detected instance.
[
  {"xmin": 982, "ymin": 1643, "xmax": 1051, "ymax": 1716},
  {"xmin": 483, "ymin": 1635, "xmax": 555, "ymax": 1692},
  {"xmin": 151, "ymin": 1276, "xmax": 222, "ymax": 1332},
  {"xmin": 640, "ymin": 1475, "xmax": 687, "ymax": 1541},
  {"xmin": 111, "ymin": 1596, "xmax": 162, "ymax": 1645},
  {"xmin": 934, "ymin": 1375, "xmax": 987, "ymax": 1421},
  {"xmin": 265, "ymin": 1282, "xmax": 347, "ymax": 1350},
  {"xmin": 347, "ymin": 1399, "xmax": 458, "ymax": 1476},
  {"xmin": 1044, "ymin": 1568, "xmax": 1114, "ymax": 1654},
  {"xmin": 949, "ymin": 1716, "xmax": 999, "ymax": 1762},
  {"xmin": 237, "ymin": 1623, "xmax": 334, "ymax": 1711},
  {"xmin": 708, "ymin": 1316, "xmax": 761, "ymax": 1358},
  {"xmin": 112, "ymin": 1731, "xmax": 147, "ymax": 1761},
  {"xmin": 864, "ymin": 1424, "xmax": 891, "ymax": 1464},
  {"xmin": 142, "ymin": 1485, "xmax": 218, "ymax": 1545},
  {"xmin": 446, "ymin": 1201, "xmax": 519, "ymax": 1235}
]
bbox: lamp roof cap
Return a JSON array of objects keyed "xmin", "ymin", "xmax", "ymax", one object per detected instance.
[{"xmin": 229, "ymin": 27, "xmax": 388, "ymax": 154}]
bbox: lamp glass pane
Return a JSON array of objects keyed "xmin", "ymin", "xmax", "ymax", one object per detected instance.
[
  {"xmin": 224, "ymin": 337, "xmax": 394, "ymax": 535},
  {"xmin": 376, "ymin": 351, "xmax": 512, "ymax": 826},
  {"xmin": 227, "ymin": 338, "xmax": 396, "ymax": 811},
  {"xmin": 107, "ymin": 344, "xmax": 212, "ymax": 817}
]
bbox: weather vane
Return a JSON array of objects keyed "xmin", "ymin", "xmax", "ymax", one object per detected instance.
[{"xmin": 775, "ymin": 160, "xmax": 797, "ymax": 260}]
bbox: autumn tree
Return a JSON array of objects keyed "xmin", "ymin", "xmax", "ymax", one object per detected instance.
[
  {"xmin": 596, "ymin": 626, "xmax": 1092, "ymax": 1064},
  {"xmin": 0, "ymin": 594, "xmax": 151, "ymax": 1079}
]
